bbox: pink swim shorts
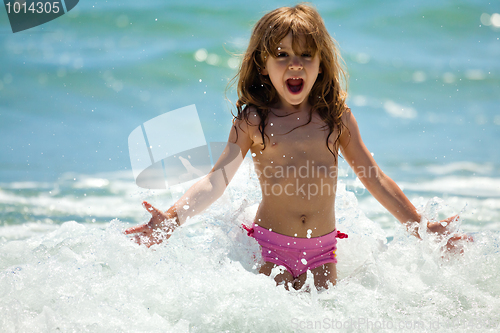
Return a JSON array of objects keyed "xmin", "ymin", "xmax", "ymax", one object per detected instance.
[{"xmin": 243, "ymin": 224, "xmax": 348, "ymax": 279}]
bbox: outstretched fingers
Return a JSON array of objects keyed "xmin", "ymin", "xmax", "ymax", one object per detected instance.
[
  {"xmin": 446, "ymin": 234, "xmax": 473, "ymax": 254},
  {"xmin": 427, "ymin": 215, "xmax": 474, "ymax": 254},
  {"xmin": 124, "ymin": 224, "xmax": 150, "ymax": 235},
  {"xmin": 143, "ymin": 201, "xmax": 162, "ymax": 216},
  {"xmin": 442, "ymin": 214, "xmax": 459, "ymax": 225},
  {"xmin": 122, "ymin": 201, "xmax": 159, "ymax": 236},
  {"xmin": 440, "ymin": 215, "xmax": 473, "ymax": 242},
  {"xmin": 144, "ymin": 201, "xmax": 170, "ymax": 222},
  {"xmin": 124, "ymin": 201, "xmax": 173, "ymax": 247},
  {"xmin": 428, "ymin": 215, "xmax": 460, "ymax": 235}
]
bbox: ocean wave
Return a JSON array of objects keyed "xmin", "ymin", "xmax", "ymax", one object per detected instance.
[
  {"xmin": 400, "ymin": 176, "xmax": 500, "ymax": 198},
  {"xmin": 0, "ymin": 194, "xmax": 498, "ymax": 332},
  {"xmin": 425, "ymin": 162, "xmax": 495, "ymax": 175}
]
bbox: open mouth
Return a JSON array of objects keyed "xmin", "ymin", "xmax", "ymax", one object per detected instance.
[{"xmin": 286, "ymin": 78, "xmax": 303, "ymax": 94}]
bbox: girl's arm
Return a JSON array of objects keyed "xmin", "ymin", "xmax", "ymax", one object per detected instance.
[
  {"xmin": 339, "ymin": 110, "xmax": 420, "ymax": 226},
  {"xmin": 124, "ymin": 117, "xmax": 254, "ymax": 247},
  {"xmin": 339, "ymin": 109, "xmax": 469, "ymax": 248}
]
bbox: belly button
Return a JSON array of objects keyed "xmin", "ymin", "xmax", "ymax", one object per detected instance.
[{"xmin": 301, "ymin": 215, "xmax": 306, "ymax": 223}]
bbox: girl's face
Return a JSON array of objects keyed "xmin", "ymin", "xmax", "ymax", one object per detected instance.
[{"xmin": 262, "ymin": 32, "xmax": 321, "ymax": 109}]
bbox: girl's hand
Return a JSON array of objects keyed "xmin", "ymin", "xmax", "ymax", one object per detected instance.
[
  {"xmin": 427, "ymin": 215, "xmax": 473, "ymax": 253},
  {"xmin": 124, "ymin": 201, "xmax": 178, "ymax": 247}
]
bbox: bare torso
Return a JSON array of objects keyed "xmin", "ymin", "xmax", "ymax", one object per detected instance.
[{"xmin": 247, "ymin": 108, "xmax": 339, "ymax": 238}]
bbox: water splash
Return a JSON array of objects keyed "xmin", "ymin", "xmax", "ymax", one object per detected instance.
[{"xmin": 0, "ymin": 162, "xmax": 499, "ymax": 332}]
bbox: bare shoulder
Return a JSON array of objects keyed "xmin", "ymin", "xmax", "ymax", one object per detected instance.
[
  {"xmin": 339, "ymin": 105, "xmax": 355, "ymax": 146},
  {"xmin": 340, "ymin": 105, "xmax": 353, "ymax": 126},
  {"xmin": 232, "ymin": 105, "xmax": 263, "ymax": 145},
  {"xmin": 229, "ymin": 106, "xmax": 263, "ymax": 147},
  {"xmin": 239, "ymin": 105, "xmax": 262, "ymax": 127}
]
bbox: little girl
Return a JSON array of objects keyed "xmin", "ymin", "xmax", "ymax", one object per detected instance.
[{"xmin": 125, "ymin": 4, "xmax": 468, "ymax": 290}]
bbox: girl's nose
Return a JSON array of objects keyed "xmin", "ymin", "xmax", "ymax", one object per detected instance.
[{"xmin": 289, "ymin": 57, "xmax": 303, "ymax": 71}]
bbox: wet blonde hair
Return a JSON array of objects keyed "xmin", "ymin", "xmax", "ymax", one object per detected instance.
[{"xmin": 230, "ymin": 3, "xmax": 348, "ymax": 157}]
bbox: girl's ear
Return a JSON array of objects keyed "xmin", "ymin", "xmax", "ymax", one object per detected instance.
[
  {"xmin": 261, "ymin": 67, "xmax": 268, "ymax": 75},
  {"xmin": 318, "ymin": 65, "xmax": 322, "ymax": 74}
]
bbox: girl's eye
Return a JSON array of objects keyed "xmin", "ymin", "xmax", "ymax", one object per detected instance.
[{"xmin": 275, "ymin": 51, "xmax": 312, "ymax": 58}]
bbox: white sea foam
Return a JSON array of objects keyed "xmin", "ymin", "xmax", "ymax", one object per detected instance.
[
  {"xmin": 0, "ymin": 204, "xmax": 498, "ymax": 332},
  {"xmin": 400, "ymin": 176, "xmax": 500, "ymax": 198},
  {"xmin": 347, "ymin": 95, "xmax": 418, "ymax": 119},
  {"xmin": 425, "ymin": 161, "xmax": 494, "ymax": 175},
  {"xmin": 0, "ymin": 160, "xmax": 499, "ymax": 332},
  {"xmin": 383, "ymin": 100, "xmax": 418, "ymax": 119}
]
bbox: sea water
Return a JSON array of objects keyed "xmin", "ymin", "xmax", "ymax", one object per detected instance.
[
  {"xmin": 0, "ymin": 162, "xmax": 499, "ymax": 332},
  {"xmin": 1, "ymin": 0, "xmax": 499, "ymax": 332}
]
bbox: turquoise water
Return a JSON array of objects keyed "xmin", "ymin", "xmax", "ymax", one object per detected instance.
[{"xmin": 1, "ymin": 1, "xmax": 499, "ymax": 332}]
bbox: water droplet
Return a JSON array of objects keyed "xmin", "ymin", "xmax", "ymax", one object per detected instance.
[
  {"xmin": 251, "ymin": 153, "xmax": 256, "ymax": 157},
  {"xmin": 301, "ymin": 258, "xmax": 307, "ymax": 265}
]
